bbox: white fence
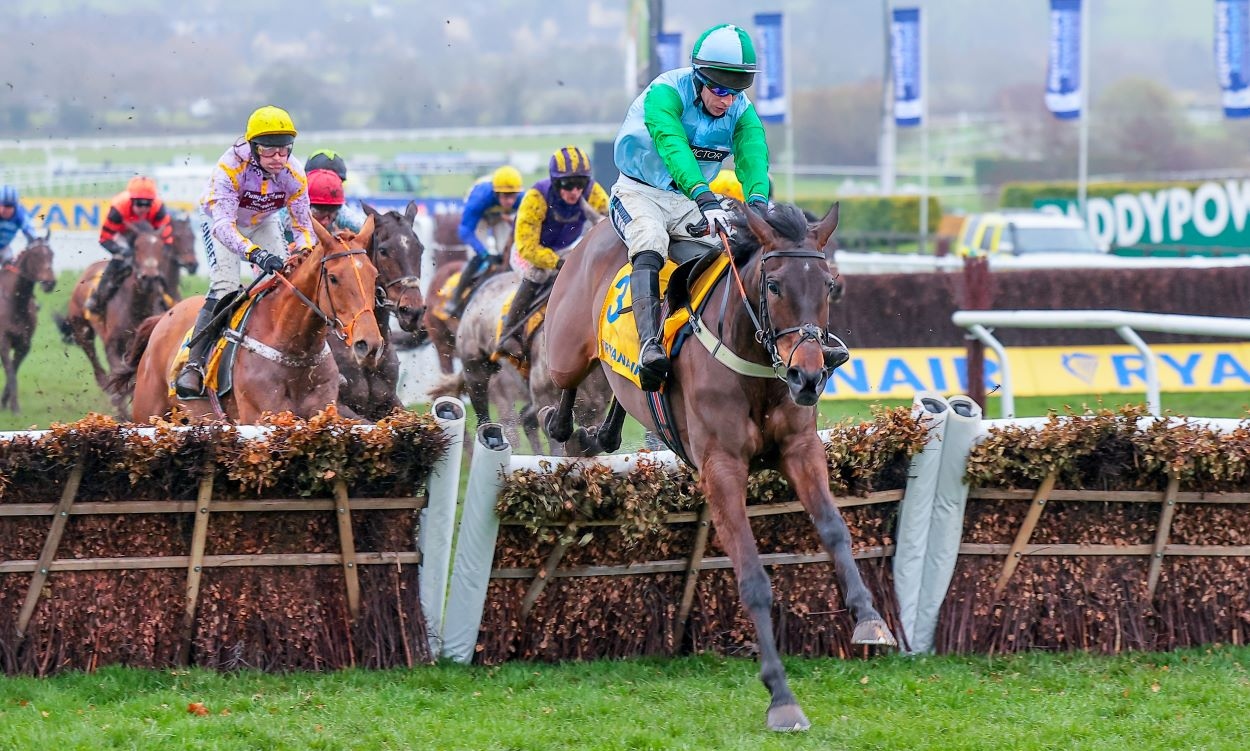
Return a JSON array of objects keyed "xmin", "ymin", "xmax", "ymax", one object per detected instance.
[{"xmin": 951, "ymin": 309, "xmax": 1250, "ymax": 418}]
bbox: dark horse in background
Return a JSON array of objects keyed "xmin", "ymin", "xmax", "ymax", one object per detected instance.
[
  {"xmin": 540, "ymin": 203, "xmax": 892, "ymax": 732},
  {"xmin": 331, "ymin": 201, "xmax": 427, "ymax": 420},
  {"xmin": 0, "ymin": 234, "xmax": 57, "ymax": 413},
  {"xmin": 58, "ymin": 221, "xmax": 178, "ymax": 414}
]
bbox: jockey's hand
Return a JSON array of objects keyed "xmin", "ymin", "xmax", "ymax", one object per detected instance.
[
  {"xmin": 695, "ymin": 192, "xmax": 732, "ymax": 236},
  {"xmin": 748, "ymin": 198, "xmax": 770, "ymax": 216},
  {"xmin": 248, "ymin": 248, "xmax": 285, "ymax": 275},
  {"xmin": 100, "ymin": 239, "xmax": 124, "ymax": 257}
]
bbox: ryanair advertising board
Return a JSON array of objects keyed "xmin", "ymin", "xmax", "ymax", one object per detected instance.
[
  {"xmin": 826, "ymin": 343, "xmax": 1250, "ymax": 399},
  {"xmin": 19, "ymin": 197, "xmax": 196, "ymax": 231}
]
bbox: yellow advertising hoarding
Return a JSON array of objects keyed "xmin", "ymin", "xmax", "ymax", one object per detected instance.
[
  {"xmin": 825, "ymin": 343, "xmax": 1250, "ymax": 399},
  {"xmin": 20, "ymin": 198, "xmax": 196, "ymax": 232}
]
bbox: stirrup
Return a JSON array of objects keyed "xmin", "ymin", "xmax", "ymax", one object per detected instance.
[
  {"xmin": 638, "ymin": 338, "xmax": 670, "ymax": 392},
  {"xmin": 174, "ymin": 364, "xmax": 206, "ymax": 398}
]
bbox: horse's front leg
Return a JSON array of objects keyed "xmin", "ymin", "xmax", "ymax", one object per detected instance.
[
  {"xmin": 780, "ymin": 432, "xmax": 896, "ymax": 647},
  {"xmin": 702, "ymin": 451, "xmax": 808, "ymax": 732},
  {"xmin": 0, "ymin": 341, "xmax": 14, "ymax": 412},
  {"xmin": 9, "ymin": 337, "xmax": 30, "ymax": 414},
  {"xmin": 540, "ymin": 386, "xmax": 578, "ymax": 443}
]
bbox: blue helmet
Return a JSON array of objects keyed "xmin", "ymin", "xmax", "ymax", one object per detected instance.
[{"xmin": 0, "ymin": 185, "xmax": 18, "ymax": 207}]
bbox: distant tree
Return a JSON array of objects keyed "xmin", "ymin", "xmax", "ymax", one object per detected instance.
[
  {"xmin": 254, "ymin": 64, "xmax": 343, "ymax": 132},
  {"xmin": 1091, "ymin": 77, "xmax": 1197, "ymax": 174},
  {"xmin": 57, "ymin": 100, "xmax": 93, "ymax": 136}
]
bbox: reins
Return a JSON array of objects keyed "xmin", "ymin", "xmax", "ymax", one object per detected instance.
[
  {"xmin": 270, "ymin": 247, "xmax": 371, "ymax": 342},
  {"xmin": 708, "ymin": 227, "xmax": 844, "ymax": 382}
]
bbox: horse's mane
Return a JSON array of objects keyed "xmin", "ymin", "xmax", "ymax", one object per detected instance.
[
  {"xmin": 726, "ymin": 203, "xmax": 810, "ymax": 261},
  {"xmin": 130, "ymin": 219, "xmax": 157, "ymax": 235}
]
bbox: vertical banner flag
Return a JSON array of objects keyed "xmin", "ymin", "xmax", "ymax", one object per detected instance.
[
  {"xmin": 1046, "ymin": 0, "xmax": 1082, "ymax": 119},
  {"xmin": 753, "ymin": 12, "xmax": 787, "ymax": 124},
  {"xmin": 890, "ymin": 8, "xmax": 922, "ymax": 127},
  {"xmin": 1216, "ymin": 0, "xmax": 1250, "ymax": 118},
  {"xmin": 655, "ymin": 31, "xmax": 683, "ymax": 74}
]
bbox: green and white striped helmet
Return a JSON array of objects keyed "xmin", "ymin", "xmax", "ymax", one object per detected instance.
[{"xmin": 690, "ymin": 24, "xmax": 757, "ymax": 91}]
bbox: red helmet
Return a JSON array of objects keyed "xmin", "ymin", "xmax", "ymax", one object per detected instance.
[
  {"xmin": 127, "ymin": 176, "xmax": 158, "ymax": 201},
  {"xmin": 307, "ymin": 169, "xmax": 345, "ymax": 206}
]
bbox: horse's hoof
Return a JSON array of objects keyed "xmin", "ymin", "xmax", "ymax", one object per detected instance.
[
  {"xmin": 767, "ymin": 704, "xmax": 810, "ymax": 732},
  {"xmin": 540, "ymin": 405, "xmax": 572, "ymax": 443},
  {"xmin": 852, "ymin": 618, "xmax": 897, "ymax": 647}
]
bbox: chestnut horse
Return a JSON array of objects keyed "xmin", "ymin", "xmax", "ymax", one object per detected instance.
[
  {"xmin": 331, "ymin": 202, "xmax": 427, "ymax": 419},
  {"xmin": 59, "ymin": 221, "xmax": 175, "ymax": 411},
  {"xmin": 0, "ymin": 235, "xmax": 57, "ymax": 413},
  {"xmin": 540, "ymin": 203, "xmax": 893, "ymax": 732},
  {"xmin": 117, "ymin": 218, "xmax": 384, "ymax": 423}
]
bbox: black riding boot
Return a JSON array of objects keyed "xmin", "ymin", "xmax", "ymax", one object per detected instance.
[
  {"xmin": 87, "ymin": 256, "xmax": 128, "ymax": 316},
  {"xmin": 495, "ymin": 277, "xmax": 541, "ymax": 360},
  {"xmin": 631, "ymin": 251, "xmax": 669, "ymax": 392},
  {"xmin": 174, "ymin": 298, "xmax": 220, "ymax": 397},
  {"xmin": 446, "ymin": 256, "xmax": 486, "ymax": 318}
]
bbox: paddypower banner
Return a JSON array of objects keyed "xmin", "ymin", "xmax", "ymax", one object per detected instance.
[
  {"xmin": 1216, "ymin": 0, "xmax": 1250, "ymax": 118},
  {"xmin": 1036, "ymin": 180, "xmax": 1250, "ymax": 250},
  {"xmin": 1045, "ymin": 0, "xmax": 1082, "ymax": 119},
  {"xmin": 825, "ymin": 343, "xmax": 1250, "ymax": 400}
]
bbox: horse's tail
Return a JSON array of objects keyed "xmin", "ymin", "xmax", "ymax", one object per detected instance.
[
  {"xmin": 427, "ymin": 371, "xmax": 466, "ymax": 400},
  {"xmin": 54, "ymin": 312, "xmax": 74, "ymax": 344},
  {"xmin": 105, "ymin": 313, "xmax": 161, "ymax": 398}
]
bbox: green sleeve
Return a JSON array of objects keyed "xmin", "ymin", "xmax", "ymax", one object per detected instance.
[
  {"xmin": 643, "ymin": 84, "xmax": 710, "ymax": 198},
  {"xmin": 732, "ymin": 105, "xmax": 771, "ymax": 203}
]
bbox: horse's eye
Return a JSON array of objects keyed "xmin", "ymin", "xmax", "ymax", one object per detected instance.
[
  {"xmin": 328, "ymin": 274, "xmax": 339, "ymax": 285},
  {"xmin": 766, "ymin": 279, "xmax": 780, "ymax": 296},
  {"xmin": 378, "ymin": 246, "xmax": 389, "ymax": 257}
]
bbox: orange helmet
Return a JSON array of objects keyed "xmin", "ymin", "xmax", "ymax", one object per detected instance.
[
  {"xmin": 307, "ymin": 169, "xmax": 345, "ymax": 206},
  {"xmin": 127, "ymin": 176, "xmax": 158, "ymax": 201}
]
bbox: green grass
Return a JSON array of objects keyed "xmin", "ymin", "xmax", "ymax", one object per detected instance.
[{"xmin": 1, "ymin": 647, "xmax": 1248, "ymax": 750}]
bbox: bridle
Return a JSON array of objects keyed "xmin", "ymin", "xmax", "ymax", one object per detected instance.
[
  {"xmin": 370, "ymin": 222, "xmax": 422, "ymax": 314},
  {"xmin": 710, "ymin": 232, "xmax": 847, "ymax": 383},
  {"xmin": 271, "ymin": 247, "xmax": 373, "ymax": 342}
]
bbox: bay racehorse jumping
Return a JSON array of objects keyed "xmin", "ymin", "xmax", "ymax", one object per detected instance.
[
  {"xmin": 331, "ymin": 202, "xmax": 427, "ymax": 420},
  {"xmin": 0, "ymin": 234, "xmax": 57, "ymax": 413},
  {"xmin": 540, "ymin": 202, "xmax": 893, "ymax": 731},
  {"xmin": 59, "ymin": 221, "xmax": 175, "ymax": 412},
  {"xmin": 116, "ymin": 218, "xmax": 384, "ymax": 423}
]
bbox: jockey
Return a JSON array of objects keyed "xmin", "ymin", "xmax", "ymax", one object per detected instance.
[
  {"xmin": 0, "ymin": 185, "xmax": 39, "ymax": 264},
  {"xmin": 709, "ymin": 168, "xmax": 745, "ymax": 202},
  {"xmin": 495, "ymin": 146, "xmax": 608, "ymax": 360},
  {"xmin": 611, "ymin": 23, "xmax": 771, "ymax": 391},
  {"xmin": 86, "ymin": 175, "xmax": 175, "ymax": 316},
  {"xmin": 445, "ymin": 165, "xmax": 524, "ymax": 317},
  {"xmin": 279, "ymin": 166, "xmax": 359, "ymax": 242},
  {"xmin": 303, "ymin": 148, "xmax": 365, "ymax": 231},
  {"xmin": 174, "ymin": 105, "xmax": 315, "ymax": 397}
]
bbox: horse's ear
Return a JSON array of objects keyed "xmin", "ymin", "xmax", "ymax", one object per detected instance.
[
  {"xmin": 361, "ymin": 202, "xmax": 378, "ymax": 218},
  {"xmin": 405, "ymin": 200, "xmax": 420, "ymax": 222},
  {"xmin": 742, "ymin": 200, "xmax": 778, "ymax": 247},
  {"xmin": 356, "ymin": 213, "xmax": 376, "ymax": 249},
  {"xmin": 312, "ymin": 216, "xmax": 337, "ymax": 249},
  {"xmin": 809, "ymin": 202, "xmax": 839, "ymax": 253}
]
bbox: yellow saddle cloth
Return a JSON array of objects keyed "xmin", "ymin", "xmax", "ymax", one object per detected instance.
[
  {"xmin": 167, "ymin": 297, "xmax": 257, "ymax": 398},
  {"xmin": 599, "ymin": 253, "xmax": 731, "ymax": 388},
  {"xmin": 431, "ymin": 271, "xmax": 462, "ymax": 322}
]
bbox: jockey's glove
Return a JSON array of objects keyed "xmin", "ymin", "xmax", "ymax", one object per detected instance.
[
  {"xmin": 695, "ymin": 191, "xmax": 733, "ymax": 236},
  {"xmin": 748, "ymin": 198, "xmax": 770, "ymax": 216},
  {"xmin": 100, "ymin": 239, "xmax": 125, "ymax": 256},
  {"xmin": 247, "ymin": 247, "xmax": 285, "ymax": 275}
]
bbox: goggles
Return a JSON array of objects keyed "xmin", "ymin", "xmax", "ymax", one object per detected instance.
[
  {"xmin": 256, "ymin": 144, "xmax": 293, "ymax": 158},
  {"xmin": 695, "ymin": 70, "xmax": 744, "ymax": 98},
  {"xmin": 131, "ymin": 199, "xmax": 153, "ymax": 209},
  {"xmin": 554, "ymin": 177, "xmax": 589, "ymax": 192}
]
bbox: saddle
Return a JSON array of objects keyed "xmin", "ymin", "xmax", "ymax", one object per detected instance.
[
  {"xmin": 490, "ymin": 278, "xmax": 556, "ymax": 376},
  {"xmin": 168, "ymin": 292, "xmax": 261, "ymax": 400},
  {"xmin": 598, "ymin": 241, "xmax": 728, "ymax": 390}
]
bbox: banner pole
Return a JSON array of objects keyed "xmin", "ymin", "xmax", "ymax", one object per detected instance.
[
  {"xmin": 1077, "ymin": 0, "xmax": 1090, "ymax": 214},
  {"xmin": 919, "ymin": 2, "xmax": 929, "ymax": 254}
]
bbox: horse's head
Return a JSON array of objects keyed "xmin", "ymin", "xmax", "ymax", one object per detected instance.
[
  {"xmin": 129, "ymin": 221, "xmax": 168, "ymax": 294},
  {"xmin": 362, "ymin": 201, "xmax": 427, "ymax": 334},
  {"xmin": 20, "ymin": 233, "xmax": 57, "ymax": 293},
  {"xmin": 311, "ymin": 215, "xmax": 385, "ymax": 367},
  {"xmin": 168, "ymin": 214, "xmax": 199, "ymax": 274},
  {"xmin": 735, "ymin": 202, "xmax": 846, "ymax": 407}
]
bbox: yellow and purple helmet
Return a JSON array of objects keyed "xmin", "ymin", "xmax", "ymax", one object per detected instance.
[{"xmin": 549, "ymin": 146, "xmax": 592, "ymax": 181}]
